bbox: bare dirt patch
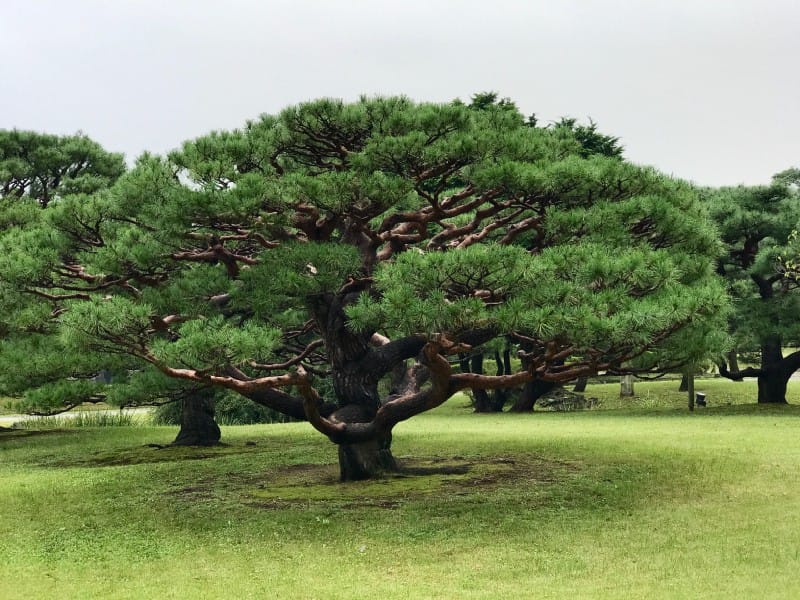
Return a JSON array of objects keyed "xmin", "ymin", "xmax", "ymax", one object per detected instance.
[{"xmin": 243, "ymin": 454, "xmax": 581, "ymax": 509}]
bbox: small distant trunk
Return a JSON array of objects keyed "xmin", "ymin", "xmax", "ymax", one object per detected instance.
[
  {"xmin": 172, "ymin": 392, "xmax": 221, "ymax": 446},
  {"xmin": 510, "ymin": 380, "xmax": 556, "ymax": 412},
  {"xmin": 678, "ymin": 373, "xmax": 689, "ymax": 392},
  {"xmin": 573, "ymin": 377, "xmax": 588, "ymax": 393},
  {"xmin": 620, "ymin": 375, "xmax": 635, "ymax": 397},
  {"xmin": 468, "ymin": 351, "xmax": 512, "ymax": 413},
  {"xmin": 686, "ymin": 369, "xmax": 695, "ymax": 411}
]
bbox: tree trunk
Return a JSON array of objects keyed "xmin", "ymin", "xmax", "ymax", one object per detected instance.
[
  {"xmin": 727, "ymin": 349, "xmax": 740, "ymax": 374},
  {"xmin": 328, "ymin": 404, "xmax": 398, "ymax": 481},
  {"xmin": 573, "ymin": 377, "xmax": 588, "ymax": 393},
  {"xmin": 338, "ymin": 432, "xmax": 397, "ymax": 481},
  {"xmin": 510, "ymin": 380, "xmax": 556, "ymax": 412},
  {"xmin": 465, "ymin": 351, "xmax": 511, "ymax": 412},
  {"xmin": 470, "ymin": 353, "xmax": 493, "ymax": 413},
  {"xmin": 172, "ymin": 391, "xmax": 221, "ymax": 446},
  {"xmin": 620, "ymin": 374, "xmax": 635, "ymax": 397},
  {"xmin": 758, "ymin": 338, "xmax": 789, "ymax": 404},
  {"xmin": 757, "ymin": 371, "xmax": 790, "ymax": 404}
]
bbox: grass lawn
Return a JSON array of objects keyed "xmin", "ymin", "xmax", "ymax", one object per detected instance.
[{"xmin": 2, "ymin": 383, "xmax": 800, "ymax": 599}]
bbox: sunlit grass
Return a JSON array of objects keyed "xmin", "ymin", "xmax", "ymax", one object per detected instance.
[{"xmin": 3, "ymin": 394, "xmax": 800, "ymax": 599}]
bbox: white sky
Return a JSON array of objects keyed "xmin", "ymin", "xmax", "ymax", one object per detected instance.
[{"xmin": 1, "ymin": 0, "xmax": 798, "ymax": 187}]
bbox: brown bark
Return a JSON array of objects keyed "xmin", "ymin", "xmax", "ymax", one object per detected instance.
[
  {"xmin": 172, "ymin": 390, "xmax": 221, "ymax": 446},
  {"xmin": 509, "ymin": 380, "xmax": 557, "ymax": 412}
]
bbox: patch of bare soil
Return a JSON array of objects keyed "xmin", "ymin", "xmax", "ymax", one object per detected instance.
[{"xmin": 240, "ymin": 455, "xmax": 581, "ymax": 510}]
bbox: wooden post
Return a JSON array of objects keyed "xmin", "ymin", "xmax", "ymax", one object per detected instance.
[{"xmin": 620, "ymin": 374, "xmax": 634, "ymax": 397}]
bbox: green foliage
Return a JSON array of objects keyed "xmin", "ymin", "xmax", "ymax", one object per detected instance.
[
  {"xmin": 0, "ymin": 129, "xmax": 125, "ymax": 206},
  {"xmin": 17, "ymin": 379, "xmax": 105, "ymax": 414},
  {"xmin": 239, "ymin": 242, "xmax": 361, "ymax": 321},
  {"xmin": 16, "ymin": 410, "xmax": 140, "ymax": 429},
  {"xmin": 150, "ymin": 317, "xmax": 281, "ymax": 370},
  {"xmin": 152, "ymin": 392, "xmax": 292, "ymax": 426},
  {"xmin": 708, "ymin": 171, "xmax": 800, "ymax": 349}
]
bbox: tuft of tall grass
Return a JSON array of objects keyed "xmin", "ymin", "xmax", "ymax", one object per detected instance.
[{"xmin": 16, "ymin": 410, "xmax": 144, "ymax": 429}]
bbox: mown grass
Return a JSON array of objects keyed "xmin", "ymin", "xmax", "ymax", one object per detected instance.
[
  {"xmin": 2, "ymin": 386, "xmax": 800, "ymax": 599},
  {"xmin": 585, "ymin": 376, "xmax": 800, "ymax": 411}
]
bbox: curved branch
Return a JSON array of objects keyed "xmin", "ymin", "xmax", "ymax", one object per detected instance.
[{"xmin": 718, "ymin": 361, "xmax": 763, "ymax": 381}]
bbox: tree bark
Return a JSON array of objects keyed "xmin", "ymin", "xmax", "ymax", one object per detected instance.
[
  {"xmin": 757, "ymin": 372, "xmax": 790, "ymax": 404},
  {"xmin": 172, "ymin": 391, "xmax": 221, "ymax": 446},
  {"xmin": 758, "ymin": 338, "xmax": 789, "ymax": 404},
  {"xmin": 338, "ymin": 432, "xmax": 397, "ymax": 481},
  {"xmin": 510, "ymin": 380, "xmax": 556, "ymax": 412},
  {"xmin": 465, "ymin": 350, "xmax": 512, "ymax": 412},
  {"xmin": 726, "ymin": 349, "xmax": 740, "ymax": 375}
]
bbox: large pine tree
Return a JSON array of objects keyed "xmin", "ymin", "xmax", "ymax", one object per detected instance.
[{"xmin": 0, "ymin": 98, "xmax": 727, "ymax": 477}]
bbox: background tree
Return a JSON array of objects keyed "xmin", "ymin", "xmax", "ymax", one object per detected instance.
[
  {"xmin": 710, "ymin": 170, "xmax": 800, "ymax": 403},
  {"xmin": 5, "ymin": 97, "xmax": 727, "ymax": 480},
  {"xmin": 0, "ymin": 131, "xmax": 126, "ymax": 419},
  {"xmin": 0, "ymin": 130, "xmax": 125, "ymax": 207}
]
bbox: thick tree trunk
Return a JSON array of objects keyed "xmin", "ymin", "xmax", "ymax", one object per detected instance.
[
  {"xmin": 172, "ymin": 392, "xmax": 221, "ymax": 446},
  {"xmin": 329, "ymin": 404, "xmax": 398, "ymax": 481},
  {"xmin": 338, "ymin": 433, "xmax": 397, "ymax": 481},
  {"xmin": 758, "ymin": 338, "xmax": 789, "ymax": 404},
  {"xmin": 757, "ymin": 373, "xmax": 789, "ymax": 404}
]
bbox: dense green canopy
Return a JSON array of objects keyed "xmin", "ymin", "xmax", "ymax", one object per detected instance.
[
  {"xmin": 709, "ymin": 169, "xmax": 800, "ymax": 402},
  {"xmin": 0, "ymin": 96, "xmax": 727, "ymax": 477}
]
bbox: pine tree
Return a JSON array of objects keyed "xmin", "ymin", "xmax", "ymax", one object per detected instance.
[
  {"xmin": 1, "ymin": 98, "xmax": 727, "ymax": 478},
  {"xmin": 710, "ymin": 170, "xmax": 800, "ymax": 403}
]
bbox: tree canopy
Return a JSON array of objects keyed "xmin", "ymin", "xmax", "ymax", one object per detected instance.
[
  {"xmin": 0, "ymin": 96, "xmax": 727, "ymax": 478},
  {"xmin": 0, "ymin": 129, "xmax": 125, "ymax": 207},
  {"xmin": 710, "ymin": 169, "xmax": 800, "ymax": 402}
]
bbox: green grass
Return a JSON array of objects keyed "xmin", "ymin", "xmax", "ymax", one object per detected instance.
[
  {"xmin": 584, "ymin": 376, "xmax": 800, "ymax": 411},
  {"xmin": 3, "ymin": 391, "xmax": 800, "ymax": 598}
]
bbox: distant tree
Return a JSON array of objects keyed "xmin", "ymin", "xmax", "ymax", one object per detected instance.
[
  {"xmin": 551, "ymin": 117, "xmax": 623, "ymax": 159},
  {"xmin": 710, "ymin": 170, "xmax": 800, "ymax": 403},
  {"xmin": 0, "ymin": 130, "xmax": 126, "ymax": 410},
  {"xmin": 0, "ymin": 130, "xmax": 125, "ymax": 207},
  {"xmin": 2, "ymin": 97, "xmax": 726, "ymax": 480}
]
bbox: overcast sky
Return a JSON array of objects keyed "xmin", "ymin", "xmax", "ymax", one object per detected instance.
[{"xmin": 2, "ymin": 0, "xmax": 797, "ymax": 187}]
